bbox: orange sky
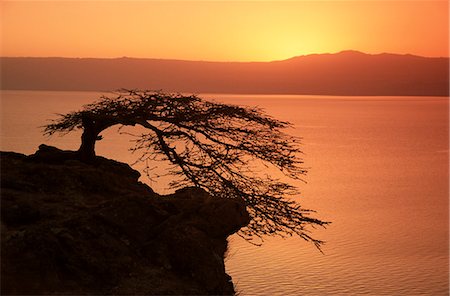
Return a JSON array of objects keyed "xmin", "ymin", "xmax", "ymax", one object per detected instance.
[{"xmin": 1, "ymin": 1, "xmax": 448, "ymax": 61}]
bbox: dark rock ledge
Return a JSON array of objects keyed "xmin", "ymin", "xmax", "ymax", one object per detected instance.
[{"xmin": 1, "ymin": 145, "xmax": 250, "ymax": 295}]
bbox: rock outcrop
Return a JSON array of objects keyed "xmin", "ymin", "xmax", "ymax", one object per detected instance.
[{"xmin": 1, "ymin": 145, "xmax": 250, "ymax": 295}]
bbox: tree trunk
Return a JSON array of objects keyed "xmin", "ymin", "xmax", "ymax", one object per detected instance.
[
  {"xmin": 78, "ymin": 114, "xmax": 99, "ymax": 163},
  {"xmin": 78, "ymin": 128, "xmax": 99, "ymax": 162}
]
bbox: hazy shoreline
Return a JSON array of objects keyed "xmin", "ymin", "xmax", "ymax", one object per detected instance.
[
  {"xmin": 2, "ymin": 51, "xmax": 448, "ymax": 96},
  {"xmin": 1, "ymin": 89, "xmax": 449, "ymax": 98}
]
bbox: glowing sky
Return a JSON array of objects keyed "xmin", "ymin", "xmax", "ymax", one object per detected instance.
[{"xmin": 1, "ymin": 1, "xmax": 448, "ymax": 61}]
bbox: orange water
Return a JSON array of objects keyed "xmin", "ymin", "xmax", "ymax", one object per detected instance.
[{"xmin": 1, "ymin": 91, "xmax": 448, "ymax": 295}]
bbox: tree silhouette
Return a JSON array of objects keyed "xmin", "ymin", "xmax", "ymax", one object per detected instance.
[{"xmin": 44, "ymin": 89, "xmax": 328, "ymax": 247}]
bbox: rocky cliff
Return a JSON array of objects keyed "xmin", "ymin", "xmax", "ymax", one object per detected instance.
[{"xmin": 1, "ymin": 145, "xmax": 250, "ymax": 295}]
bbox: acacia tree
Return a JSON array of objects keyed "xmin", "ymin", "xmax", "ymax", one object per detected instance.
[{"xmin": 44, "ymin": 89, "xmax": 328, "ymax": 247}]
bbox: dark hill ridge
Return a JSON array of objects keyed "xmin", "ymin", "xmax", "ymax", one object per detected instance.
[
  {"xmin": 1, "ymin": 51, "xmax": 448, "ymax": 96},
  {"xmin": 1, "ymin": 145, "xmax": 250, "ymax": 295}
]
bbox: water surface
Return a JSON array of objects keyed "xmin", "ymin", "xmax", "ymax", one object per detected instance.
[{"xmin": 1, "ymin": 91, "xmax": 448, "ymax": 295}]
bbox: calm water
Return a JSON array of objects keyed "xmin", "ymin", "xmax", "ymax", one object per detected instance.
[{"xmin": 1, "ymin": 91, "xmax": 449, "ymax": 295}]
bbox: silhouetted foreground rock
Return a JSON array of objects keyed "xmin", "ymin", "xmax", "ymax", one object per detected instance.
[{"xmin": 1, "ymin": 145, "xmax": 250, "ymax": 295}]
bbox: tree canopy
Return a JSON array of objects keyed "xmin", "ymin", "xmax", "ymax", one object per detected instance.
[{"xmin": 44, "ymin": 89, "xmax": 328, "ymax": 247}]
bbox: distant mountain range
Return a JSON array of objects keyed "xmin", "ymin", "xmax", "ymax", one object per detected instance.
[{"xmin": 1, "ymin": 51, "xmax": 448, "ymax": 96}]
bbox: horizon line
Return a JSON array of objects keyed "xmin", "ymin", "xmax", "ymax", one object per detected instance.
[{"xmin": 1, "ymin": 50, "xmax": 449, "ymax": 63}]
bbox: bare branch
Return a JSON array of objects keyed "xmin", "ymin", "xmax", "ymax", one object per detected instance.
[{"xmin": 43, "ymin": 89, "xmax": 329, "ymax": 247}]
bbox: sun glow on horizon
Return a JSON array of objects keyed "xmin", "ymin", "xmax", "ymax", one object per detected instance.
[{"xmin": 1, "ymin": 1, "xmax": 448, "ymax": 61}]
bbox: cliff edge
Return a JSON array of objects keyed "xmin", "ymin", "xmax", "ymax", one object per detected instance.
[{"xmin": 1, "ymin": 145, "xmax": 250, "ymax": 295}]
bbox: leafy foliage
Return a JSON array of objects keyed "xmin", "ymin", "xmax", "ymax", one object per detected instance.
[{"xmin": 44, "ymin": 89, "xmax": 328, "ymax": 247}]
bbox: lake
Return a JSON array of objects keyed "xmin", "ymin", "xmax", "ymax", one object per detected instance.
[{"xmin": 1, "ymin": 90, "xmax": 448, "ymax": 295}]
